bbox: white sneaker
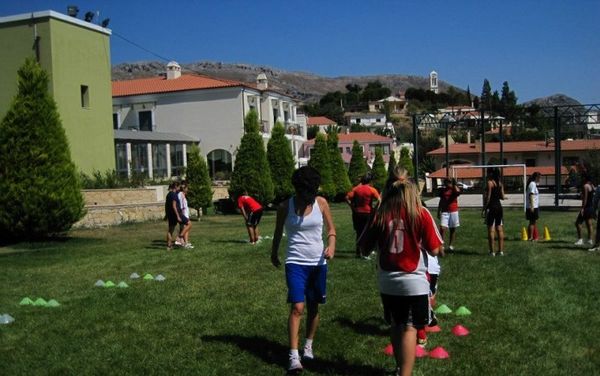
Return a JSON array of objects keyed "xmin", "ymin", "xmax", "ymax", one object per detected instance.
[
  {"xmin": 175, "ymin": 239, "xmax": 183, "ymax": 246},
  {"xmin": 574, "ymin": 239, "xmax": 584, "ymax": 246},
  {"xmin": 489, "ymin": 251, "xmax": 495, "ymax": 257},
  {"xmin": 498, "ymin": 251, "xmax": 505, "ymax": 256},
  {"xmin": 302, "ymin": 346, "xmax": 314, "ymax": 360},
  {"xmin": 448, "ymin": 245, "xmax": 454, "ymax": 251},
  {"xmin": 184, "ymin": 243, "xmax": 194, "ymax": 249},
  {"xmin": 588, "ymin": 246, "xmax": 599, "ymax": 252},
  {"xmin": 588, "ymin": 239, "xmax": 594, "ymax": 246},
  {"xmin": 288, "ymin": 355, "xmax": 303, "ymax": 373}
]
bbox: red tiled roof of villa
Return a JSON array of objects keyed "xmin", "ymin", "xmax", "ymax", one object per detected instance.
[
  {"xmin": 307, "ymin": 116, "xmax": 336, "ymax": 126},
  {"xmin": 112, "ymin": 74, "xmax": 246, "ymax": 97},
  {"xmin": 427, "ymin": 139, "xmax": 600, "ymax": 155},
  {"xmin": 305, "ymin": 132, "xmax": 392, "ymax": 144},
  {"xmin": 429, "ymin": 165, "xmax": 568, "ymax": 179}
]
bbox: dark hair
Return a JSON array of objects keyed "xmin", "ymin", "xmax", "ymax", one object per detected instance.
[
  {"xmin": 443, "ymin": 178, "xmax": 452, "ymax": 185},
  {"xmin": 527, "ymin": 172, "xmax": 541, "ymax": 185},
  {"xmin": 292, "ymin": 166, "xmax": 321, "ymax": 204},
  {"xmin": 487, "ymin": 167, "xmax": 500, "ymax": 183},
  {"xmin": 168, "ymin": 181, "xmax": 180, "ymax": 190},
  {"xmin": 360, "ymin": 173, "xmax": 372, "ymax": 185}
]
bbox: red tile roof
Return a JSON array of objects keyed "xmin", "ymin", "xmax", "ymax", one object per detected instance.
[
  {"xmin": 429, "ymin": 165, "xmax": 568, "ymax": 179},
  {"xmin": 304, "ymin": 132, "xmax": 392, "ymax": 145},
  {"xmin": 307, "ymin": 116, "xmax": 336, "ymax": 126},
  {"xmin": 427, "ymin": 139, "xmax": 600, "ymax": 155},
  {"xmin": 112, "ymin": 74, "xmax": 246, "ymax": 97}
]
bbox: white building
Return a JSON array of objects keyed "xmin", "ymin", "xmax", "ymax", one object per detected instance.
[{"xmin": 112, "ymin": 64, "xmax": 306, "ymax": 179}]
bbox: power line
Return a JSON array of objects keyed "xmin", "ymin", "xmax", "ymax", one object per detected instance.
[{"xmin": 111, "ymin": 30, "xmax": 174, "ymax": 62}]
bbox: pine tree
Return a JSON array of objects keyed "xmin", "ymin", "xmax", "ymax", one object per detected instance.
[
  {"xmin": 186, "ymin": 144, "xmax": 213, "ymax": 218},
  {"xmin": 480, "ymin": 79, "xmax": 492, "ymax": 111},
  {"xmin": 371, "ymin": 147, "xmax": 387, "ymax": 192},
  {"xmin": 267, "ymin": 121, "xmax": 295, "ymax": 203},
  {"xmin": 229, "ymin": 110, "xmax": 274, "ymax": 204},
  {"xmin": 348, "ymin": 140, "xmax": 368, "ymax": 186},
  {"xmin": 326, "ymin": 129, "xmax": 352, "ymax": 200},
  {"xmin": 308, "ymin": 133, "xmax": 335, "ymax": 198},
  {"xmin": 0, "ymin": 58, "xmax": 84, "ymax": 239}
]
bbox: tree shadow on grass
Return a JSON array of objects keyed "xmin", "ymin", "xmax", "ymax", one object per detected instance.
[
  {"xmin": 445, "ymin": 249, "xmax": 482, "ymax": 257},
  {"xmin": 333, "ymin": 316, "xmax": 388, "ymax": 336},
  {"xmin": 0, "ymin": 236, "xmax": 104, "ymax": 255},
  {"xmin": 211, "ymin": 239, "xmax": 251, "ymax": 244},
  {"xmin": 201, "ymin": 334, "xmax": 385, "ymax": 375}
]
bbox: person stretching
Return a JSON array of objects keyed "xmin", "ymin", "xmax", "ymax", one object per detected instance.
[{"xmin": 237, "ymin": 191, "xmax": 264, "ymax": 245}]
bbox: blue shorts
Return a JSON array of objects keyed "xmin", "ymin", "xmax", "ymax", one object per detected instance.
[{"xmin": 285, "ymin": 263, "xmax": 327, "ymax": 304}]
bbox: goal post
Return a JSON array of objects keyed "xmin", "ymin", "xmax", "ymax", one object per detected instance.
[{"xmin": 450, "ymin": 164, "xmax": 527, "ymax": 211}]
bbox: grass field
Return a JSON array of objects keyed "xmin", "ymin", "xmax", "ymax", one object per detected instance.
[{"xmin": 1, "ymin": 204, "xmax": 599, "ymax": 375}]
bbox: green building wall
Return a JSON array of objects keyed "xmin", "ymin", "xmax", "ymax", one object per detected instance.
[{"xmin": 0, "ymin": 12, "xmax": 115, "ymax": 174}]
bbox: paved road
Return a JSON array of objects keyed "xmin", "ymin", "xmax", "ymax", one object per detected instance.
[{"xmin": 424, "ymin": 193, "xmax": 580, "ymax": 209}]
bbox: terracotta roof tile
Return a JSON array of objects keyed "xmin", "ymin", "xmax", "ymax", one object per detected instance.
[
  {"xmin": 307, "ymin": 116, "xmax": 336, "ymax": 126},
  {"xmin": 427, "ymin": 139, "xmax": 600, "ymax": 155},
  {"xmin": 112, "ymin": 74, "xmax": 246, "ymax": 97},
  {"xmin": 305, "ymin": 132, "xmax": 392, "ymax": 144}
]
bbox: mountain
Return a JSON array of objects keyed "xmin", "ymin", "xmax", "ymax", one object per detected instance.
[
  {"xmin": 522, "ymin": 94, "xmax": 582, "ymax": 108},
  {"xmin": 111, "ymin": 61, "xmax": 454, "ymax": 103}
]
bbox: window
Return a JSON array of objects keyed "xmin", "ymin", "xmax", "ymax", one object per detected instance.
[
  {"xmin": 152, "ymin": 144, "xmax": 168, "ymax": 178},
  {"xmin": 115, "ymin": 143, "xmax": 128, "ymax": 178},
  {"xmin": 207, "ymin": 149, "xmax": 233, "ymax": 180},
  {"xmin": 346, "ymin": 147, "xmax": 351, "ymax": 154},
  {"xmin": 113, "ymin": 113, "xmax": 119, "ymax": 130},
  {"xmin": 338, "ymin": 147, "xmax": 343, "ymax": 153},
  {"xmin": 284, "ymin": 110, "xmax": 289, "ymax": 122},
  {"xmin": 80, "ymin": 85, "xmax": 89, "ymax": 108},
  {"xmin": 138, "ymin": 111, "xmax": 152, "ymax": 131},
  {"xmin": 273, "ymin": 108, "xmax": 279, "ymax": 124},
  {"xmin": 131, "ymin": 144, "xmax": 148, "ymax": 176},
  {"xmin": 525, "ymin": 158, "xmax": 536, "ymax": 167},
  {"xmin": 170, "ymin": 144, "xmax": 184, "ymax": 176}
]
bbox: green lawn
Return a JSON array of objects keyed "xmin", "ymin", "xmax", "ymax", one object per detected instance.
[{"xmin": 1, "ymin": 204, "xmax": 599, "ymax": 375}]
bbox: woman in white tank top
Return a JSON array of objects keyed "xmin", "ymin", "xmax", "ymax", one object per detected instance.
[{"xmin": 271, "ymin": 166, "xmax": 336, "ymax": 373}]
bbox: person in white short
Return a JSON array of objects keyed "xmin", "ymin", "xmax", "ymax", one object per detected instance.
[{"xmin": 437, "ymin": 178, "xmax": 461, "ymax": 254}]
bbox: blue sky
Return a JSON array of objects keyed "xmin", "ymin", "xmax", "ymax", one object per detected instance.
[{"xmin": 2, "ymin": 1, "xmax": 599, "ymax": 104}]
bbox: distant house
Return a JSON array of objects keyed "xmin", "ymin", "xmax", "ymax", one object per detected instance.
[
  {"xmin": 307, "ymin": 116, "xmax": 337, "ymax": 133},
  {"xmin": 302, "ymin": 132, "xmax": 393, "ymax": 166},
  {"xmin": 427, "ymin": 139, "xmax": 600, "ymax": 186},
  {"xmin": 112, "ymin": 65, "xmax": 306, "ymax": 179},
  {"xmin": 0, "ymin": 10, "xmax": 115, "ymax": 174},
  {"xmin": 368, "ymin": 95, "xmax": 406, "ymax": 114}
]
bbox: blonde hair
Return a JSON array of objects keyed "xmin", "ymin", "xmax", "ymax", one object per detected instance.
[{"xmin": 375, "ymin": 166, "xmax": 422, "ymax": 233}]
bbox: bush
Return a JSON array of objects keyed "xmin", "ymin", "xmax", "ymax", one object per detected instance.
[
  {"xmin": 348, "ymin": 140, "xmax": 368, "ymax": 186},
  {"xmin": 371, "ymin": 147, "xmax": 387, "ymax": 192},
  {"xmin": 186, "ymin": 144, "xmax": 213, "ymax": 217},
  {"xmin": 308, "ymin": 133, "xmax": 336, "ymax": 199},
  {"xmin": 0, "ymin": 58, "xmax": 84, "ymax": 239},
  {"xmin": 327, "ymin": 130, "xmax": 352, "ymax": 200}
]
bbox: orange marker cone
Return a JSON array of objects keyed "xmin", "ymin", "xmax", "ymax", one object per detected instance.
[
  {"xmin": 521, "ymin": 227, "xmax": 528, "ymax": 241},
  {"xmin": 544, "ymin": 226, "xmax": 551, "ymax": 241}
]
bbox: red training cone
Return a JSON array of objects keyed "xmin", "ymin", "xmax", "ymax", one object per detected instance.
[
  {"xmin": 452, "ymin": 324, "xmax": 470, "ymax": 336},
  {"xmin": 383, "ymin": 343, "xmax": 394, "ymax": 356},
  {"xmin": 425, "ymin": 325, "xmax": 442, "ymax": 333},
  {"xmin": 415, "ymin": 345, "xmax": 429, "ymax": 358},
  {"xmin": 429, "ymin": 346, "xmax": 450, "ymax": 359}
]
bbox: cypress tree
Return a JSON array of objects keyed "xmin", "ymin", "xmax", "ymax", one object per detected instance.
[
  {"xmin": 0, "ymin": 58, "xmax": 84, "ymax": 240},
  {"xmin": 371, "ymin": 147, "xmax": 387, "ymax": 192},
  {"xmin": 229, "ymin": 110, "xmax": 274, "ymax": 204},
  {"xmin": 326, "ymin": 129, "xmax": 352, "ymax": 200},
  {"xmin": 387, "ymin": 148, "xmax": 397, "ymax": 181},
  {"xmin": 186, "ymin": 144, "xmax": 213, "ymax": 218},
  {"xmin": 399, "ymin": 147, "xmax": 415, "ymax": 177},
  {"xmin": 348, "ymin": 140, "xmax": 368, "ymax": 186},
  {"xmin": 308, "ymin": 133, "xmax": 335, "ymax": 198},
  {"xmin": 267, "ymin": 121, "xmax": 295, "ymax": 203}
]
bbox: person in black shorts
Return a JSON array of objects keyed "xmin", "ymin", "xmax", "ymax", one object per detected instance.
[
  {"xmin": 165, "ymin": 181, "xmax": 182, "ymax": 251},
  {"xmin": 574, "ymin": 173, "xmax": 595, "ymax": 246},
  {"xmin": 483, "ymin": 168, "xmax": 505, "ymax": 256}
]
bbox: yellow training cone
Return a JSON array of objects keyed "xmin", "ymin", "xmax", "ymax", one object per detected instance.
[
  {"xmin": 521, "ymin": 227, "xmax": 528, "ymax": 241},
  {"xmin": 544, "ymin": 226, "xmax": 551, "ymax": 241}
]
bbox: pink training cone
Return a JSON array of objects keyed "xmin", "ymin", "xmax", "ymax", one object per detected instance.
[
  {"xmin": 452, "ymin": 324, "xmax": 470, "ymax": 336},
  {"xmin": 383, "ymin": 343, "xmax": 394, "ymax": 356},
  {"xmin": 425, "ymin": 325, "xmax": 442, "ymax": 333},
  {"xmin": 415, "ymin": 345, "xmax": 429, "ymax": 358},
  {"xmin": 429, "ymin": 346, "xmax": 450, "ymax": 359}
]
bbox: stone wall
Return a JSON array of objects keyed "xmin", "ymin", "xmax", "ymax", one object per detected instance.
[{"xmin": 74, "ymin": 184, "xmax": 230, "ymax": 228}]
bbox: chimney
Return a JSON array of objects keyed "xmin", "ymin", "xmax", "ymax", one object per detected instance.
[
  {"xmin": 256, "ymin": 73, "xmax": 268, "ymax": 90},
  {"xmin": 166, "ymin": 61, "xmax": 181, "ymax": 80}
]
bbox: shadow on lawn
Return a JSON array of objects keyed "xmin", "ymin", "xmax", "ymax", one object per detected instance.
[
  {"xmin": 212, "ymin": 239, "xmax": 251, "ymax": 244},
  {"xmin": 445, "ymin": 249, "xmax": 482, "ymax": 257},
  {"xmin": 201, "ymin": 334, "xmax": 385, "ymax": 375},
  {"xmin": 0, "ymin": 236, "xmax": 104, "ymax": 255},
  {"xmin": 333, "ymin": 316, "xmax": 388, "ymax": 336}
]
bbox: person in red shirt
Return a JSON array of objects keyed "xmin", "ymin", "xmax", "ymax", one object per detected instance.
[
  {"xmin": 237, "ymin": 191, "xmax": 264, "ymax": 245},
  {"xmin": 437, "ymin": 178, "xmax": 461, "ymax": 254},
  {"xmin": 346, "ymin": 174, "xmax": 380, "ymax": 258}
]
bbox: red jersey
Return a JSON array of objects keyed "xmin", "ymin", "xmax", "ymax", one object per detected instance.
[
  {"xmin": 347, "ymin": 184, "xmax": 380, "ymax": 214},
  {"xmin": 237, "ymin": 195, "xmax": 262, "ymax": 213},
  {"xmin": 439, "ymin": 187, "xmax": 460, "ymax": 213},
  {"xmin": 378, "ymin": 207, "xmax": 443, "ymax": 273}
]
